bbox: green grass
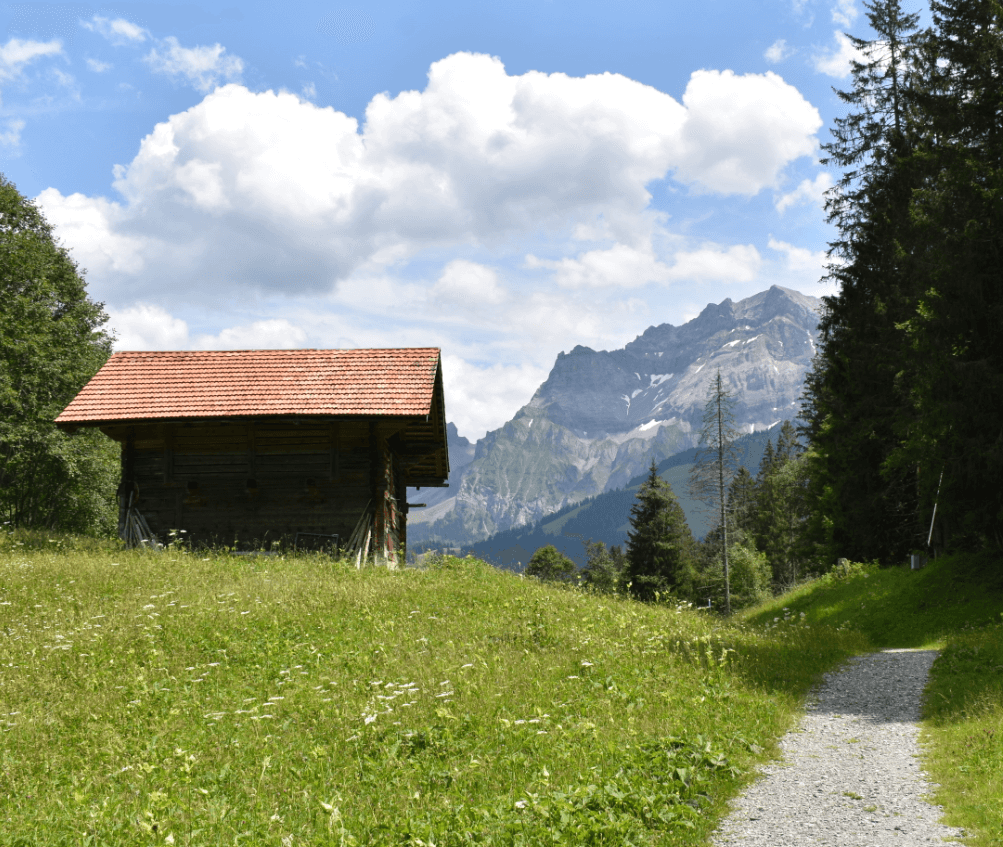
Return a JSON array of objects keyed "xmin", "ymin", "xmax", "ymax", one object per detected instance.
[
  {"xmin": 923, "ymin": 617, "xmax": 1003, "ymax": 845},
  {"xmin": 744, "ymin": 551, "xmax": 1003, "ymax": 846},
  {"xmin": 5, "ymin": 532, "xmax": 1000, "ymax": 846},
  {"xmin": 744, "ymin": 552, "xmax": 1003, "ymax": 648},
  {"xmin": 0, "ymin": 534, "xmax": 867, "ymax": 846}
]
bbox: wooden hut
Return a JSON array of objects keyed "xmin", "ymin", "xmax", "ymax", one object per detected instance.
[{"xmin": 54, "ymin": 348, "xmax": 449, "ymax": 564}]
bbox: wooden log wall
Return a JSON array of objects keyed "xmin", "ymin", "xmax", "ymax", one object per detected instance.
[{"xmin": 103, "ymin": 418, "xmax": 408, "ymax": 554}]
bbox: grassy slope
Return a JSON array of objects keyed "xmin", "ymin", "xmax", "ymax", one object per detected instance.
[
  {"xmin": 0, "ymin": 536, "xmax": 866, "ymax": 847},
  {"xmin": 745, "ymin": 552, "xmax": 1003, "ymax": 845},
  {"xmin": 3, "ymin": 535, "xmax": 999, "ymax": 845}
]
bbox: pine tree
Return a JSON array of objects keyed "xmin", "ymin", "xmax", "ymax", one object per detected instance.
[
  {"xmin": 626, "ymin": 461, "xmax": 695, "ymax": 601},
  {"xmin": 580, "ymin": 540, "xmax": 626, "ymax": 594},
  {"xmin": 754, "ymin": 424, "xmax": 811, "ymax": 587},
  {"xmin": 802, "ymin": 0, "xmax": 927, "ymax": 562},
  {"xmin": 897, "ymin": 0, "xmax": 1003, "ymax": 549},
  {"xmin": 756, "ymin": 439, "xmax": 776, "ymax": 485},
  {"xmin": 727, "ymin": 466, "xmax": 758, "ymax": 537},
  {"xmin": 803, "ymin": 0, "xmax": 1003, "ymax": 555},
  {"xmin": 689, "ymin": 371, "xmax": 740, "ymax": 614}
]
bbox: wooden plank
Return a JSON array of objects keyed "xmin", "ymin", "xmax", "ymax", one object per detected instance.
[{"xmin": 173, "ymin": 457, "xmax": 246, "ymax": 466}]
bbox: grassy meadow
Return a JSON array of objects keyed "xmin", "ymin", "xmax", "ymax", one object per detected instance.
[
  {"xmin": 1, "ymin": 532, "xmax": 1001, "ymax": 846},
  {"xmin": 0, "ymin": 532, "xmax": 867, "ymax": 846}
]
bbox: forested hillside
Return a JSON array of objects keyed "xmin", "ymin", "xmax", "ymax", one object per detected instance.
[
  {"xmin": 409, "ymin": 286, "xmax": 820, "ymax": 549},
  {"xmin": 802, "ymin": 0, "xmax": 1003, "ymax": 560},
  {"xmin": 466, "ymin": 429, "xmax": 774, "ymax": 569}
]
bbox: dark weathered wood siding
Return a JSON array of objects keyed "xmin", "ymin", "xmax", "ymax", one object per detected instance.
[{"xmin": 106, "ymin": 418, "xmax": 409, "ymax": 556}]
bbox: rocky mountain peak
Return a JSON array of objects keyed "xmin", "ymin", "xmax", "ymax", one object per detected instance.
[
  {"xmin": 737, "ymin": 285, "xmax": 821, "ymax": 323},
  {"xmin": 409, "ymin": 286, "xmax": 822, "ymax": 550},
  {"xmin": 694, "ymin": 297, "xmax": 736, "ymax": 330},
  {"xmin": 531, "ymin": 286, "xmax": 821, "ymax": 437}
]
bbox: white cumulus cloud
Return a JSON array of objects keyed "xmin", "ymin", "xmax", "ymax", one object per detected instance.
[
  {"xmin": 109, "ymin": 304, "xmax": 190, "ymax": 350},
  {"xmin": 764, "ymin": 39, "xmax": 790, "ymax": 63},
  {"xmin": 831, "ymin": 0, "xmax": 858, "ymax": 27},
  {"xmin": 82, "ymin": 15, "xmax": 148, "ymax": 45},
  {"xmin": 441, "ymin": 355, "xmax": 548, "ymax": 441},
  {"xmin": 37, "ymin": 52, "xmax": 821, "ymax": 310},
  {"xmin": 36, "ymin": 188, "xmax": 149, "ymax": 275},
  {"xmin": 194, "ymin": 319, "xmax": 308, "ymax": 350},
  {"xmin": 675, "ymin": 70, "xmax": 821, "ymax": 194},
  {"xmin": 775, "ymin": 172, "xmax": 833, "ymax": 213},
  {"xmin": 667, "ymin": 243, "xmax": 762, "ymax": 282},
  {"xmin": 109, "ymin": 306, "xmax": 308, "ymax": 352},
  {"xmin": 144, "ymin": 36, "xmax": 244, "ymax": 92},
  {"xmin": 768, "ymin": 237, "xmax": 828, "ymax": 273},
  {"xmin": 433, "ymin": 260, "xmax": 506, "ymax": 305},
  {"xmin": 525, "ymin": 238, "xmax": 760, "ymax": 289},
  {"xmin": 0, "ymin": 118, "xmax": 25, "ymax": 148},
  {"xmin": 815, "ymin": 32, "xmax": 866, "ymax": 78},
  {"xmin": 0, "ymin": 37, "xmax": 63, "ymax": 82},
  {"xmin": 526, "ymin": 243, "xmax": 671, "ymax": 289}
]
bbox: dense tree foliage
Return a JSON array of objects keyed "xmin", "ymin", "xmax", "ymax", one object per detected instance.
[
  {"xmin": 625, "ymin": 461, "xmax": 696, "ymax": 601},
  {"xmin": 525, "ymin": 544, "xmax": 577, "ymax": 583},
  {"xmin": 695, "ymin": 422, "xmax": 815, "ymax": 601},
  {"xmin": 899, "ymin": 0, "xmax": 1003, "ymax": 550},
  {"xmin": 803, "ymin": 0, "xmax": 1003, "ymax": 557},
  {"xmin": 753, "ymin": 422, "xmax": 812, "ymax": 586},
  {"xmin": 0, "ymin": 174, "xmax": 117, "ymax": 534},
  {"xmin": 580, "ymin": 540, "xmax": 627, "ymax": 594},
  {"xmin": 801, "ymin": 0, "xmax": 925, "ymax": 563}
]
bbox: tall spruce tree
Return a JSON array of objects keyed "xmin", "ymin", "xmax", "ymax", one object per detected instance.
[
  {"xmin": 802, "ymin": 0, "xmax": 926, "ymax": 562},
  {"xmin": 689, "ymin": 372, "xmax": 740, "ymax": 613},
  {"xmin": 727, "ymin": 466, "xmax": 758, "ymax": 537},
  {"xmin": 626, "ymin": 461, "xmax": 695, "ymax": 601},
  {"xmin": 897, "ymin": 0, "xmax": 1003, "ymax": 549},
  {"xmin": 754, "ymin": 422, "xmax": 811, "ymax": 587},
  {"xmin": 580, "ymin": 540, "xmax": 627, "ymax": 594}
]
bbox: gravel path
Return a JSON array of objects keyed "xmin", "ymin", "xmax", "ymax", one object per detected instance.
[{"xmin": 711, "ymin": 649, "xmax": 967, "ymax": 846}]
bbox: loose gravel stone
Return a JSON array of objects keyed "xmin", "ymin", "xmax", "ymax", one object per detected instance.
[{"xmin": 712, "ymin": 649, "xmax": 966, "ymax": 846}]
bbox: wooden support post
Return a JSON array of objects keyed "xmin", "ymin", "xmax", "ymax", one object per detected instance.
[
  {"xmin": 369, "ymin": 421, "xmax": 381, "ymax": 563},
  {"xmin": 118, "ymin": 429, "xmax": 135, "ymax": 540},
  {"xmin": 396, "ymin": 456, "xmax": 407, "ymax": 564}
]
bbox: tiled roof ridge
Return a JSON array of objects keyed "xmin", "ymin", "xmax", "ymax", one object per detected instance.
[
  {"xmin": 109, "ymin": 347, "xmax": 440, "ymax": 356},
  {"xmin": 56, "ymin": 347, "xmax": 443, "ymax": 424}
]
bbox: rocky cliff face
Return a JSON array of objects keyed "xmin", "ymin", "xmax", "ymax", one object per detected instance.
[{"xmin": 409, "ymin": 285, "xmax": 821, "ymax": 548}]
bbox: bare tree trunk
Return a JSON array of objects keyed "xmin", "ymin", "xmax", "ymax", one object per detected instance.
[{"xmin": 717, "ymin": 377, "xmax": 731, "ymax": 616}]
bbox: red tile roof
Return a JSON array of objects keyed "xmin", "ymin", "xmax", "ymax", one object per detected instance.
[{"xmin": 56, "ymin": 348, "xmax": 442, "ymax": 424}]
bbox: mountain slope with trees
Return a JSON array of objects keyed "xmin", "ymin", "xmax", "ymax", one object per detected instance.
[
  {"xmin": 465, "ymin": 428, "xmax": 776, "ymax": 570},
  {"xmin": 411, "ymin": 286, "xmax": 821, "ymax": 549}
]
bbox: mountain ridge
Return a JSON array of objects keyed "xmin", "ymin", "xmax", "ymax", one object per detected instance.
[
  {"xmin": 409, "ymin": 285, "xmax": 820, "ymax": 549},
  {"xmin": 464, "ymin": 428, "xmax": 776, "ymax": 571}
]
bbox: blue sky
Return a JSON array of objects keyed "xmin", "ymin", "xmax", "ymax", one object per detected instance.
[{"xmin": 0, "ymin": 0, "xmax": 905, "ymax": 439}]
